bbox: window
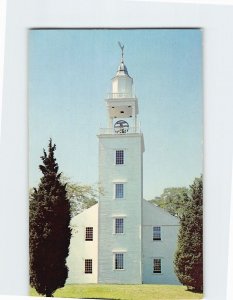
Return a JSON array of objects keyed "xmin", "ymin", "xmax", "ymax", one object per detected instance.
[
  {"xmin": 115, "ymin": 218, "xmax": 124, "ymax": 234},
  {"xmin": 153, "ymin": 226, "xmax": 161, "ymax": 240},
  {"xmin": 153, "ymin": 258, "xmax": 161, "ymax": 274},
  {"xmin": 116, "ymin": 150, "xmax": 124, "ymax": 165},
  {"xmin": 115, "ymin": 183, "xmax": 124, "ymax": 198},
  {"xmin": 85, "ymin": 259, "xmax": 92, "ymax": 274},
  {"xmin": 115, "ymin": 253, "xmax": 124, "ymax": 270},
  {"xmin": 85, "ymin": 227, "xmax": 93, "ymax": 241}
]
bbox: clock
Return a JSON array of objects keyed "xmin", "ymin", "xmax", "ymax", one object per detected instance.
[{"xmin": 114, "ymin": 120, "xmax": 129, "ymax": 134}]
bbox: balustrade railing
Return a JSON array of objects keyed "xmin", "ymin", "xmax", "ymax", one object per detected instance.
[
  {"xmin": 99, "ymin": 127, "xmax": 140, "ymax": 135},
  {"xmin": 107, "ymin": 92, "xmax": 133, "ymax": 99}
]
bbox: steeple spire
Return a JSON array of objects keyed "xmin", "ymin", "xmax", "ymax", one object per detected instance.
[
  {"xmin": 116, "ymin": 42, "xmax": 129, "ymax": 76},
  {"xmin": 118, "ymin": 41, "xmax": 124, "ymax": 62}
]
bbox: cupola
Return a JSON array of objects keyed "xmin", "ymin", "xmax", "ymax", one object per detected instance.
[
  {"xmin": 105, "ymin": 43, "xmax": 139, "ymax": 131},
  {"xmin": 111, "ymin": 43, "xmax": 133, "ymax": 98}
]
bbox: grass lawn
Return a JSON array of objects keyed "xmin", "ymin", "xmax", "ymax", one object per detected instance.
[{"xmin": 30, "ymin": 284, "xmax": 203, "ymax": 299}]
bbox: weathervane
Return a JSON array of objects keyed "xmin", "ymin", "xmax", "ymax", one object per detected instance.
[{"xmin": 118, "ymin": 41, "xmax": 124, "ymax": 61}]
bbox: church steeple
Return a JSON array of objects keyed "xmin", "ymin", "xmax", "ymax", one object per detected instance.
[{"xmin": 98, "ymin": 43, "xmax": 144, "ymax": 285}]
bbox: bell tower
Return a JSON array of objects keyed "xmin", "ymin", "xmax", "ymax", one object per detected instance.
[
  {"xmin": 97, "ymin": 44, "xmax": 144, "ymax": 284},
  {"xmin": 106, "ymin": 42, "xmax": 139, "ymax": 132}
]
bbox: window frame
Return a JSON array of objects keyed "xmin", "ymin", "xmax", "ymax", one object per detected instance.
[
  {"xmin": 84, "ymin": 259, "xmax": 93, "ymax": 274},
  {"xmin": 115, "ymin": 218, "xmax": 124, "ymax": 234},
  {"xmin": 85, "ymin": 227, "xmax": 93, "ymax": 241},
  {"xmin": 153, "ymin": 258, "xmax": 162, "ymax": 274},
  {"xmin": 115, "ymin": 253, "xmax": 124, "ymax": 270},
  {"xmin": 115, "ymin": 150, "xmax": 124, "ymax": 165},
  {"xmin": 153, "ymin": 226, "xmax": 161, "ymax": 241},
  {"xmin": 115, "ymin": 183, "xmax": 124, "ymax": 199}
]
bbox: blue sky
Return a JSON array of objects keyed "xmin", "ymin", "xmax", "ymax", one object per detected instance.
[{"xmin": 29, "ymin": 29, "xmax": 202, "ymax": 199}]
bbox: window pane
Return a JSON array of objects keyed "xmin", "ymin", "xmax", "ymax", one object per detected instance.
[
  {"xmin": 115, "ymin": 253, "xmax": 124, "ymax": 269},
  {"xmin": 115, "ymin": 218, "xmax": 124, "ymax": 233},
  {"xmin": 153, "ymin": 226, "xmax": 161, "ymax": 240},
  {"xmin": 153, "ymin": 258, "xmax": 161, "ymax": 273},
  {"xmin": 85, "ymin": 227, "xmax": 93, "ymax": 241},
  {"xmin": 115, "ymin": 183, "xmax": 124, "ymax": 198},
  {"xmin": 85, "ymin": 259, "xmax": 92, "ymax": 273},
  {"xmin": 116, "ymin": 150, "xmax": 124, "ymax": 164}
]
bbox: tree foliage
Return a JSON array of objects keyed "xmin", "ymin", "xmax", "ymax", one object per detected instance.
[
  {"xmin": 29, "ymin": 139, "xmax": 71, "ymax": 297},
  {"xmin": 61, "ymin": 177, "xmax": 99, "ymax": 218},
  {"xmin": 30, "ymin": 179, "xmax": 99, "ymax": 219},
  {"xmin": 150, "ymin": 187, "xmax": 189, "ymax": 218},
  {"xmin": 174, "ymin": 176, "xmax": 203, "ymax": 292}
]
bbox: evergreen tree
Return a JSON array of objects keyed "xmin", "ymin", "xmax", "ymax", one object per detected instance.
[
  {"xmin": 174, "ymin": 176, "xmax": 203, "ymax": 292},
  {"xmin": 29, "ymin": 139, "xmax": 71, "ymax": 297}
]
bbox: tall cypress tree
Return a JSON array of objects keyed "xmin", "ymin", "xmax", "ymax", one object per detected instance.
[
  {"xmin": 29, "ymin": 139, "xmax": 71, "ymax": 297},
  {"xmin": 174, "ymin": 176, "xmax": 203, "ymax": 292}
]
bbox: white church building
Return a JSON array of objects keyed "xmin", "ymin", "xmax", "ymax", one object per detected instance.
[{"xmin": 66, "ymin": 47, "xmax": 180, "ymax": 285}]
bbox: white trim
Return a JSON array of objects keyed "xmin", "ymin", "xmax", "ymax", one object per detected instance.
[
  {"xmin": 113, "ymin": 147, "xmax": 128, "ymax": 150},
  {"xmin": 112, "ymin": 249, "xmax": 127, "ymax": 253},
  {"xmin": 111, "ymin": 214, "xmax": 127, "ymax": 218},
  {"xmin": 112, "ymin": 179, "xmax": 127, "ymax": 183}
]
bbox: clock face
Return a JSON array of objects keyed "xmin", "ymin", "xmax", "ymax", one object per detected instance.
[{"xmin": 114, "ymin": 120, "xmax": 129, "ymax": 133}]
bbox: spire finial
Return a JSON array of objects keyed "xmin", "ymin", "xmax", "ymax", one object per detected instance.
[{"xmin": 118, "ymin": 41, "xmax": 124, "ymax": 62}]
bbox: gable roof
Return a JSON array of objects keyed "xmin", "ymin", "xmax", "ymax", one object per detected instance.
[
  {"xmin": 143, "ymin": 199, "xmax": 179, "ymax": 226},
  {"xmin": 71, "ymin": 203, "xmax": 99, "ymax": 224}
]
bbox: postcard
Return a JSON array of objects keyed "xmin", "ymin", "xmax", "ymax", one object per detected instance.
[{"xmin": 28, "ymin": 28, "xmax": 203, "ymax": 299}]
